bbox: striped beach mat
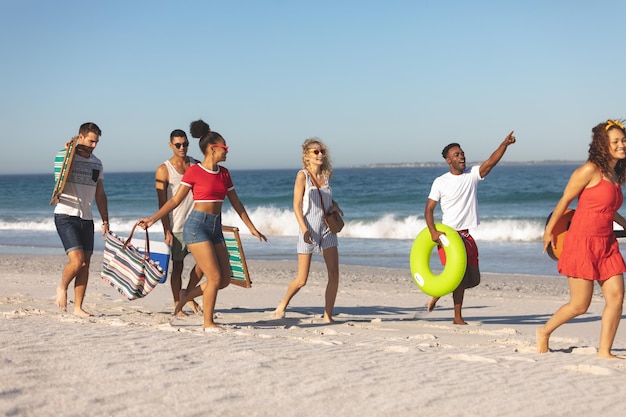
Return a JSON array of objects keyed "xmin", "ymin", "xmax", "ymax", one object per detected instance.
[
  {"xmin": 101, "ymin": 228, "xmax": 166, "ymax": 300},
  {"xmin": 222, "ymin": 225, "xmax": 252, "ymax": 288}
]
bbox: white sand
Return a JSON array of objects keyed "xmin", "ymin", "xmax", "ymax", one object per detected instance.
[{"xmin": 1, "ymin": 254, "xmax": 626, "ymax": 417}]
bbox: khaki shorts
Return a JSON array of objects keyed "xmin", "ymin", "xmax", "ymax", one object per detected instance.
[{"xmin": 171, "ymin": 232, "xmax": 189, "ymax": 262}]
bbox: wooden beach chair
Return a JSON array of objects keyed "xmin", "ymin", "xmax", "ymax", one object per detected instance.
[
  {"xmin": 50, "ymin": 136, "xmax": 78, "ymax": 205},
  {"xmin": 222, "ymin": 225, "xmax": 252, "ymax": 288}
]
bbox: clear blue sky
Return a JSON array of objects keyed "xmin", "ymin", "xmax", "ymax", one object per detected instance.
[{"xmin": 1, "ymin": 0, "xmax": 624, "ymax": 174}]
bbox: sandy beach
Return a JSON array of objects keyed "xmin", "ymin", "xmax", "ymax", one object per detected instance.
[{"xmin": 1, "ymin": 254, "xmax": 626, "ymax": 417}]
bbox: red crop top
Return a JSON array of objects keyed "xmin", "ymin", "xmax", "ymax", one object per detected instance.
[{"xmin": 180, "ymin": 164, "xmax": 234, "ymax": 202}]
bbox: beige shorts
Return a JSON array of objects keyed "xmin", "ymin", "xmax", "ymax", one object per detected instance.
[{"xmin": 171, "ymin": 232, "xmax": 189, "ymax": 262}]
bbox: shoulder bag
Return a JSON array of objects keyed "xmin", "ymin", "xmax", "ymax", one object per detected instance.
[{"xmin": 307, "ymin": 170, "xmax": 344, "ymax": 234}]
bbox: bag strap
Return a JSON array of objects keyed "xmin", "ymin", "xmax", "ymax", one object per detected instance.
[
  {"xmin": 306, "ymin": 169, "xmax": 328, "ymax": 217},
  {"xmin": 122, "ymin": 222, "xmax": 151, "ymax": 256}
]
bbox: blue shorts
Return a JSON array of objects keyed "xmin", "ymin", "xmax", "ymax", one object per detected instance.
[
  {"xmin": 183, "ymin": 211, "xmax": 225, "ymax": 245},
  {"xmin": 54, "ymin": 214, "xmax": 95, "ymax": 254}
]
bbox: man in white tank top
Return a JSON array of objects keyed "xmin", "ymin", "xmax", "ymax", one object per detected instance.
[{"xmin": 155, "ymin": 129, "xmax": 202, "ymax": 316}]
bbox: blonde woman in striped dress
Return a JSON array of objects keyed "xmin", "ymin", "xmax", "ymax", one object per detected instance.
[{"xmin": 272, "ymin": 138, "xmax": 342, "ymax": 322}]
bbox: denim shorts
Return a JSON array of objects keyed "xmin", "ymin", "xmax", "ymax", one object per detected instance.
[
  {"xmin": 183, "ymin": 211, "xmax": 225, "ymax": 245},
  {"xmin": 54, "ymin": 214, "xmax": 95, "ymax": 254}
]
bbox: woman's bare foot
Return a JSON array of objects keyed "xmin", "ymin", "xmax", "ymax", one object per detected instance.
[
  {"xmin": 271, "ymin": 303, "xmax": 286, "ymax": 319},
  {"xmin": 271, "ymin": 310, "xmax": 285, "ymax": 319},
  {"xmin": 597, "ymin": 352, "xmax": 623, "ymax": 359},
  {"xmin": 55, "ymin": 286, "xmax": 68, "ymax": 312},
  {"xmin": 203, "ymin": 325, "xmax": 224, "ymax": 332},
  {"xmin": 452, "ymin": 319, "xmax": 468, "ymax": 325},
  {"xmin": 536, "ymin": 327, "xmax": 550, "ymax": 353},
  {"xmin": 323, "ymin": 315, "xmax": 335, "ymax": 323},
  {"xmin": 73, "ymin": 308, "xmax": 93, "ymax": 318}
]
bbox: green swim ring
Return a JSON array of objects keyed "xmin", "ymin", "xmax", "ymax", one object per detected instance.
[{"xmin": 410, "ymin": 224, "xmax": 467, "ymax": 297}]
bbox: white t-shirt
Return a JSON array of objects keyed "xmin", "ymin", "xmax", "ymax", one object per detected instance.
[
  {"xmin": 427, "ymin": 165, "xmax": 483, "ymax": 230},
  {"xmin": 54, "ymin": 153, "xmax": 103, "ymax": 220}
]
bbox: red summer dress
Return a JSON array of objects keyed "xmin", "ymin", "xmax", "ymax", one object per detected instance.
[{"xmin": 558, "ymin": 178, "xmax": 626, "ymax": 280}]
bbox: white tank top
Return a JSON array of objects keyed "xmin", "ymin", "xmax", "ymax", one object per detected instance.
[{"xmin": 164, "ymin": 157, "xmax": 197, "ymax": 233}]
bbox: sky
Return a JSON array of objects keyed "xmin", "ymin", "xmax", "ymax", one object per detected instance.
[{"xmin": 1, "ymin": 0, "xmax": 624, "ymax": 174}]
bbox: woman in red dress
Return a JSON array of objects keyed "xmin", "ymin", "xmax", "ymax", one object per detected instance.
[{"xmin": 539, "ymin": 120, "xmax": 626, "ymax": 358}]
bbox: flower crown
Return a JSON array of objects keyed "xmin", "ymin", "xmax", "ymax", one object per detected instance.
[{"xmin": 605, "ymin": 119, "xmax": 625, "ymax": 131}]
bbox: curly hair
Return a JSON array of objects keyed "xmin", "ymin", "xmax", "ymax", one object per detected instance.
[
  {"xmin": 189, "ymin": 119, "xmax": 223, "ymax": 154},
  {"xmin": 588, "ymin": 121, "xmax": 626, "ymax": 184},
  {"xmin": 301, "ymin": 137, "xmax": 332, "ymax": 179}
]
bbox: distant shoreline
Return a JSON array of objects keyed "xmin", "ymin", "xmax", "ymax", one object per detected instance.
[
  {"xmin": 349, "ymin": 160, "xmax": 583, "ymax": 168},
  {"xmin": 0, "ymin": 160, "xmax": 585, "ymax": 176}
]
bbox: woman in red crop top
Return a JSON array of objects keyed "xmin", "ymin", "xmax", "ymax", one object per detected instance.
[
  {"xmin": 540, "ymin": 120, "xmax": 626, "ymax": 358},
  {"xmin": 139, "ymin": 119, "xmax": 267, "ymax": 329}
]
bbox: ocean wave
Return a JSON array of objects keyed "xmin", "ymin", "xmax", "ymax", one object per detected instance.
[
  {"xmin": 226, "ymin": 208, "xmax": 547, "ymax": 242},
  {"xmin": 0, "ymin": 207, "xmax": 548, "ymax": 242}
]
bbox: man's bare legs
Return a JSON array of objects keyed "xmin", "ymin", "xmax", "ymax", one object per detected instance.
[
  {"xmin": 427, "ymin": 297, "xmax": 439, "ymax": 312},
  {"xmin": 171, "ymin": 260, "xmax": 201, "ymax": 317},
  {"xmin": 427, "ymin": 265, "xmax": 479, "ymax": 325},
  {"xmin": 175, "ymin": 265, "xmax": 215, "ymax": 317},
  {"xmin": 451, "ymin": 285, "xmax": 468, "ymax": 325},
  {"xmin": 56, "ymin": 249, "xmax": 92, "ymax": 317},
  {"xmin": 426, "ymin": 291, "xmax": 468, "ymax": 324}
]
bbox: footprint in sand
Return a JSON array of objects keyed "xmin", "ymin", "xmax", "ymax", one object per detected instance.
[
  {"xmin": 382, "ymin": 345, "xmax": 410, "ymax": 353},
  {"xmin": 571, "ymin": 346, "xmax": 597, "ymax": 355},
  {"xmin": 564, "ymin": 364, "xmax": 612, "ymax": 375},
  {"xmin": 407, "ymin": 334, "xmax": 437, "ymax": 341},
  {"xmin": 448, "ymin": 354, "xmax": 498, "ymax": 364},
  {"xmin": 497, "ymin": 355, "xmax": 536, "ymax": 363}
]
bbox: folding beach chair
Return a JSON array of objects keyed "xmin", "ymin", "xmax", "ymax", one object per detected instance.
[{"xmin": 222, "ymin": 225, "xmax": 252, "ymax": 288}]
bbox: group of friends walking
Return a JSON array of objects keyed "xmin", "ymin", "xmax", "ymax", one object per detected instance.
[{"xmin": 53, "ymin": 119, "xmax": 626, "ymax": 358}]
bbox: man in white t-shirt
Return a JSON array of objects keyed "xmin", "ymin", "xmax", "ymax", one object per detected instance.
[
  {"xmin": 425, "ymin": 131, "xmax": 516, "ymax": 324},
  {"xmin": 155, "ymin": 129, "xmax": 202, "ymax": 316},
  {"xmin": 54, "ymin": 122, "xmax": 109, "ymax": 317}
]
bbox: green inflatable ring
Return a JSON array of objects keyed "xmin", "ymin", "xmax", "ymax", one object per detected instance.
[{"xmin": 410, "ymin": 224, "xmax": 467, "ymax": 297}]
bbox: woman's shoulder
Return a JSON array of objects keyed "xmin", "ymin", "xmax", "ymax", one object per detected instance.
[
  {"xmin": 575, "ymin": 162, "xmax": 600, "ymax": 176},
  {"xmin": 571, "ymin": 162, "xmax": 601, "ymax": 184}
]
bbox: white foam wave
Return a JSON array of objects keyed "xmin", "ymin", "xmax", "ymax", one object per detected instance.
[
  {"xmin": 223, "ymin": 207, "xmax": 545, "ymax": 242},
  {"xmin": 0, "ymin": 208, "xmax": 546, "ymax": 242}
]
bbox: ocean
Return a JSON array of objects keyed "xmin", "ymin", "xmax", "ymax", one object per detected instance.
[{"xmin": 0, "ymin": 163, "xmax": 600, "ymax": 277}]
